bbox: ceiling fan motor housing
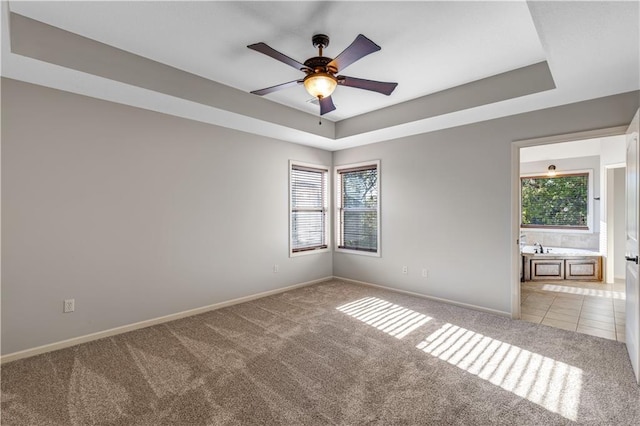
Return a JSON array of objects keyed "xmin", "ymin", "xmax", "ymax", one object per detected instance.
[{"xmin": 303, "ymin": 56, "xmax": 337, "ymax": 75}]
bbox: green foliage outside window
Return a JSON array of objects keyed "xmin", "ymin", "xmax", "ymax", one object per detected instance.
[
  {"xmin": 340, "ymin": 168, "xmax": 378, "ymax": 251},
  {"xmin": 521, "ymin": 173, "xmax": 588, "ymax": 228}
]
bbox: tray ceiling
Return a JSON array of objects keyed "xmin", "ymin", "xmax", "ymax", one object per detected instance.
[{"xmin": 1, "ymin": 1, "xmax": 638, "ymax": 150}]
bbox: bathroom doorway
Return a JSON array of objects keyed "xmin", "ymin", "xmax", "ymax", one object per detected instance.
[{"xmin": 511, "ymin": 128, "xmax": 628, "ymax": 341}]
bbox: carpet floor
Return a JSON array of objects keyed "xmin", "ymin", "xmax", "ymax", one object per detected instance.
[{"xmin": 2, "ymin": 279, "xmax": 639, "ymax": 425}]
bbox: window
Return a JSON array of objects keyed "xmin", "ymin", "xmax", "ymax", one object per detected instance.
[
  {"xmin": 521, "ymin": 172, "xmax": 590, "ymax": 229},
  {"xmin": 290, "ymin": 161, "xmax": 329, "ymax": 255},
  {"xmin": 336, "ymin": 161, "xmax": 380, "ymax": 255}
]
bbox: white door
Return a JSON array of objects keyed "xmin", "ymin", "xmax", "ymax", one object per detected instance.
[{"xmin": 625, "ymin": 109, "xmax": 640, "ymax": 384}]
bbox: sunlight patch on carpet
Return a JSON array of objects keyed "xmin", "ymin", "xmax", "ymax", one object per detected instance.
[
  {"xmin": 417, "ymin": 323, "xmax": 582, "ymax": 421},
  {"xmin": 337, "ymin": 297, "xmax": 432, "ymax": 339},
  {"xmin": 541, "ymin": 284, "xmax": 625, "ymax": 300}
]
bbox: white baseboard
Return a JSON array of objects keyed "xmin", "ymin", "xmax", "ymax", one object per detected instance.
[
  {"xmin": 333, "ymin": 276, "xmax": 511, "ymax": 318},
  {"xmin": 0, "ymin": 276, "xmax": 332, "ymax": 364}
]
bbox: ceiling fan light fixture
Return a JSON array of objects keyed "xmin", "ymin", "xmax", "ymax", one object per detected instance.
[{"xmin": 303, "ymin": 73, "xmax": 337, "ymax": 99}]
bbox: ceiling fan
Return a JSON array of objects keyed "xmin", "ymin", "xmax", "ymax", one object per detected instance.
[{"xmin": 247, "ymin": 34, "xmax": 398, "ymax": 116}]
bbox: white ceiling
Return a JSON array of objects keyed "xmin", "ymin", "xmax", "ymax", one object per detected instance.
[{"xmin": 1, "ymin": 1, "xmax": 639, "ymax": 151}]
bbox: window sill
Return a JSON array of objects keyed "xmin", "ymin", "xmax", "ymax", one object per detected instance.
[
  {"xmin": 290, "ymin": 247, "xmax": 331, "ymax": 258},
  {"xmin": 335, "ymin": 247, "xmax": 381, "ymax": 257}
]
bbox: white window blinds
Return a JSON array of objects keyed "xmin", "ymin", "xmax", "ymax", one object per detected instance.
[
  {"xmin": 337, "ymin": 163, "xmax": 379, "ymax": 253},
  {"xmin": 290, "ymin": 163, "xmax": 328, "ymax": 253}
]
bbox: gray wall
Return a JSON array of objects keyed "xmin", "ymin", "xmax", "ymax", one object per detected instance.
[
  {"xmin": 614, "ymin": 167, "xmax": 626, "ymax": 278},
  {"xmin": 1, "ymin": 79, "xmax": 332, "ymax": 355},
  {"xmin": 333, "ymin": 91, "xmax": 639, "ymax": 313}
]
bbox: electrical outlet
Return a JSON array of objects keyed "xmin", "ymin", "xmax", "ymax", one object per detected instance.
[
  {"xmin": 64, "ymin": 299, "xmax": 75, "ymax": 313},
  {"xmin": 422, "ymin": 269, "xmax": 429, "ymax": 278},
  {"xmin": 402, "ymin": 265, "xmax": 408, "ymax": 275},
  {"xmin": 273, "ymin": 264, "xmax": 279, "ymax": 273}
]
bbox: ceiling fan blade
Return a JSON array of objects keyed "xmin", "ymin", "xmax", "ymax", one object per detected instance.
[
  {"xmin": 328, "ymin": 34, "xmax": 381, "ymax": 72},
  {"xmin": 319, "ymin": 96, "xmax": 336, "ymax": 115},
  {"xmin": 247, "ymin": 42, "xmax": 310, "ymax": 71},
  {"xmin": 337, "ymin": 76, "xmax": 398, "ymax": 95},
  {"xmin": 250, "ymin": 80, "xmax": 301, "ymax": 96}
]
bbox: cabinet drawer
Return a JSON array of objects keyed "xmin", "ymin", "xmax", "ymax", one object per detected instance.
[
  {"xmin": 530, "ymin": 259, "xmax": 564, "ymax": 280},
  {"xmin": 565, "ymin": 258, "xmax": 601, "ymax": 280}
]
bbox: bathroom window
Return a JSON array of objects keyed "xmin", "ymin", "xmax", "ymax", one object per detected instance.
[
  {"xmin": 335, "ymin": 161, "xmax": 380, "ymax": 256},
  {"xmin": 290, "ymin": 161, "xmax": 329, "ymax": 256},
  {"xmin": 521, "ymin": 172, "xmax": 590, "ymax": 229}
]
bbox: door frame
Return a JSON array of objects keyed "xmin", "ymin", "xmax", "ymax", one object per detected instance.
[{"xmin": 510, "ymin": 126, "xmax": 628, "ymax": 319}]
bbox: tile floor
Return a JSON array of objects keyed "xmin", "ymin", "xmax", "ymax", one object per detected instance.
[{"xmin": 521, "ymin": 279, "xmax": 626, "ymax": 342}]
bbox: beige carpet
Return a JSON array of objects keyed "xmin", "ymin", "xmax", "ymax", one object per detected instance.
[{"xmin": 2, "ymin": 279, "xmax": 639, "ymax": 425}]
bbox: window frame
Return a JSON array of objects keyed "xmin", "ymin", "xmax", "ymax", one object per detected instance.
[
  {"xmin": 520, "ymin": 169, "xmax": 594, "ymax": 232},
  {"xmin": 335, "ymin": 160, "xmax": 381, "ymax": 257},
  {"xmin": 289, "ymin": 160, "xmax": 330, "ymax": 257}
]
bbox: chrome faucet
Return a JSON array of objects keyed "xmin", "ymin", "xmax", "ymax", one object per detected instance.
[{"xmin": 535, "ymin": 242, "xmax": 544, "ymax": 253}]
